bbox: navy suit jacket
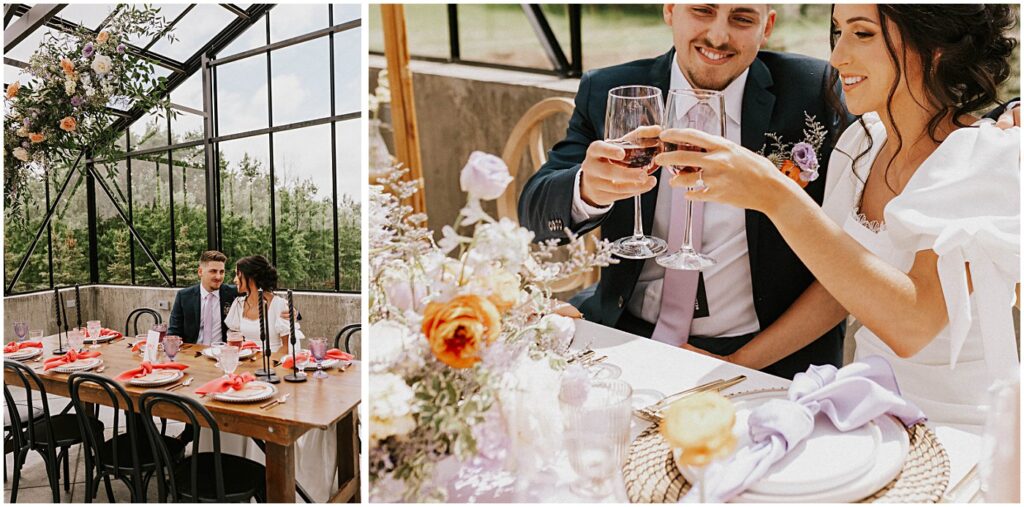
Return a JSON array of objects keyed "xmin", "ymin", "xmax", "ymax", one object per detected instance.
[
  {"xmin": 167, "ymin": 284, "xmax": 239, "ymax": 344},
  {"xmin": 518, "ymin": 49, "xmax": 849, "ymax": 379}
]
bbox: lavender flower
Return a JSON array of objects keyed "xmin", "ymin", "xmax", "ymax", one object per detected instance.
[
  {"xmin": 22, "ymin": 117, "xmax": 30, "ymax": 127},
  {"xmin": 791, "ymin": 142, "xmax": 818, "ymax": 172},
  {"xmin": 70, "ymin": 95, "xmax": 84, "ymax": 107},
  {"xmin": 83, "ymin": 43, "xmax": 95, "ymax": 58},
  {"xmin": 116, "ymin": 43, "xmax": 126, "ymax": 54},
  {"xmin": 799, "ymin": 170, "xmax": 820, "ymax": 183},
  {"xmin": 21, "ymin": 141, "xmax": 30, "ymax": 149}
]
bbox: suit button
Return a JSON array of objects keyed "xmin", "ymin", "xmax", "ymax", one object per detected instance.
[{"xmin": 617, "ymin": 296, "xmax": 625, "ymax": 308}]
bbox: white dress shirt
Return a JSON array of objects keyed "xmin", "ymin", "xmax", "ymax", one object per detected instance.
[
  {"xmin": 572, "ymin": 58, "xmax": 761, "ymax": 338},
  {"xmin": 198, "ymin": 285, "xmax": 221, "ymax": 345}
]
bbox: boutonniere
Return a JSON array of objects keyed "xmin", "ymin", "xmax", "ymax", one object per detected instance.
[{"xmin": 759, "ymin": 112, "xmax": 827, "ymax": 188}]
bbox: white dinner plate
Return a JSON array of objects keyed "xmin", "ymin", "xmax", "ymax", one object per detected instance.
[
  {"xmin": 128, "ymin": 369, "xmax": 185, "ymax": 386},
  {"xmin": 291, "ymin": 357, "xmax": 341, "ymax": 371},
  {"xmin": 52, "ymin": 357, "xmax": 103, "ymax": 373},
  {"xmin": 200, "ymin": 347, "xmax": 257, "ymax": 360},
  {"xmin": 212, "ymin": 381, "xmax": 276, "ymax": 403},
  {"xmin": 676, "ymin": 388, "xmax": 910, "ymax": 503},
  {"xmin": 5, "ymin": 347, "xmax": 42, "ymax": 361}
]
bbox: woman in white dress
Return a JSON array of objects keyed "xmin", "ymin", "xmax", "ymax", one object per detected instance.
[{"xmin": 656, "ymin": 4, "xmax": 1019, "ymax": 431}]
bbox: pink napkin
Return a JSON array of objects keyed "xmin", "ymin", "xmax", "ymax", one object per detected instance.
[
  {"xmin": 115, "ymin": 360, "xmax": 188, "ymax": 382},
  {"xmin": 43, "ymin": 349, "xmax": 101, "ymax": 371},
  {"xmin": 239, "ymin": 341, "xmax": 260, "ymax": 350},
  {"xmin": 4, "ymin": 341, "xmax": 43, "ymax": 353},
  {"xmin": 280, "ymin": 349, "xmax": 353, "ymax": 369},
  {"xmin": 92, "ymin": 328, "xmax": 123, "ymax": 340},
  {"xmin": 195, "ymin": 372, "xmax": 257, "ymax": 395}
]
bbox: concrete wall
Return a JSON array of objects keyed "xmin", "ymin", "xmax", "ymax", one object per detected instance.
[
  {"xmin": 370, "ymin": 56, "xmax": 578, "ymax": 235},
  {"xmin": 5, "ymin": 285, "xmax": 362, "ymax": 356}
]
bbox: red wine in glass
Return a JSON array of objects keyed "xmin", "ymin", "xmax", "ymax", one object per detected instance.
[
  {"xmin": 608, "ymin": 138, "xmax": 662, "ymax": 174},
  {"xmin": 662, "ymin": 142, "xmax": 707, "ymax": 175}
]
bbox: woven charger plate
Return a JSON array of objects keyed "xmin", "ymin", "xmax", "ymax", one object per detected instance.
[{"xmin": 624, "ymin": 392, "xmax": 949, "ymax": 503}]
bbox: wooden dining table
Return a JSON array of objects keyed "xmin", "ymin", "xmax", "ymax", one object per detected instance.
[{"xmin": 3, "ymin": 333, "xmax": 361, "ymax": 503}]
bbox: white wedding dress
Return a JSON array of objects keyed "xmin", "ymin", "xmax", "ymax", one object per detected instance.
[{"xmin": 821, "ymin": 113, "xmax": 1020, "ymax": 432}]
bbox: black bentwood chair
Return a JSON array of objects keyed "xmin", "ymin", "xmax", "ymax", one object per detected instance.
[
  {"xmin": 138, "ymin": 391, "xmax": 266, "ymax": 503},
  {"xmin": 125, "ymin": 307, "xmax": 163, "ymax": 337},
  {"xmin": 334, "ymin": 323, "xmax": 361, "ymax": 357},
  {"xmin": 4, "ymin": 360, "xmax": 103, "ymax": 502},
  {"xmin": 68, "ymin": 372, "xmax": 186, "ymax": 502}
]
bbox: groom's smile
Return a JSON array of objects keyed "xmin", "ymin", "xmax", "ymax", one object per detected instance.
[{"xmin": 694, "ymin": 44, "xmax": 736, "ymax": 66}]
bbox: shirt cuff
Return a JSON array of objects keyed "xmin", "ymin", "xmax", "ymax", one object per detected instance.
[{"xmin": 571, "ymin": 169, "xmax": 612, "ymax": 224}]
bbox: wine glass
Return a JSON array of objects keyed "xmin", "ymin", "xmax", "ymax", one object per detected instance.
[
  {"xmin": 163, "ymin": 335, "xmax": 182, "ymax": 362},
  {"xmin": 13, "ymin": 321, "xmax": 28, "ymax": 343},
  {"xmin": 309, "ymin": 337, "xmax": 329, "ymax": 379},
  {"xmin": 656, "ymin": 88, "xmax": 726, "ymax": 271},
  {"xmin": 86, "ymin": 320, "xmax": 101, "ymax": 339},
  {"xmin": 560, "ymin": 379, "xmax": 632, "ymax": 501},
  {"xmin": 227, "ymin": 330, "xmax": 244, "ymax": 348},
  {"xmin": 605, "ymin": 85, "xmax": 668, "ymax": 259},
  {"xmin": 219, "ymin": 345, "xmax": 240, "ymax": 377},
  {"xmin": 68, "ymin": 329, "xmax": 85, "ymax": 353}
]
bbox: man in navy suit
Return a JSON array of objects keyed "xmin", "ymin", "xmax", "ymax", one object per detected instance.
[
  {"xmin": 519, "ymin": 4, "xmax": 848, "ymax": 379},
  {"xmin": 168, "ymin": 250, "xmax": 237, "ymax": 344}
]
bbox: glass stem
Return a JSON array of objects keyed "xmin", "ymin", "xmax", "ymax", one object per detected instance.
[
  {"xmin": 681, "ymin": 192, "xmax": 695, "ymax": 252},
  {"xmin": 632, "ymin": 196, "xmax": 644, "ymax": 240}
]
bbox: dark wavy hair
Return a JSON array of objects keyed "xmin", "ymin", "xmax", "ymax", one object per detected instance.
[
  {"xmin": 235, "ymin": 255, "xmax": 279, "ymax": 293},
  {"xmin": 827, "ymin": 4, "xmax": 1018, "ymax": 190}
]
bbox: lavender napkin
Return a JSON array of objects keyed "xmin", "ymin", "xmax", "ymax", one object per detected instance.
[{"xmin": 681, "ymin": 355, "xmax": 926, "ymax": 503}]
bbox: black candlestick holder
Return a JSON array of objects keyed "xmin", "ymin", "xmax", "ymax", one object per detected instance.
[
  {"xmin": 283, "ymin": 289, "xmax": 306, "ymax": 383},
  {"xmin": 52, "ymin": 288, "xmax": 68, "ymax": 355},
  {"xmin": 253, "ymin": 289, "xmax": 280, "ymax": 384}
]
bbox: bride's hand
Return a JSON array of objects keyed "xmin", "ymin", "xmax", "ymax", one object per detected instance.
[{"xmin": 654, "ymin": 128, "xmax": 797, "ymax": 215}]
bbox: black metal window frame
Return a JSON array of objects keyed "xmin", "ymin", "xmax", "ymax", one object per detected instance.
[
  {"xmin": 369, "ymin": 3, "xmax": 582, "ymax": 78},
  {"xmin": 4, "ymin": 4, "xmax": 362, "ymax": 296}
]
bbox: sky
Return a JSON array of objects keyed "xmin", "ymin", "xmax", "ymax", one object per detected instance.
[{"xmin": 5, "ymin": 3, "xmax": 363, "ymax": 204}]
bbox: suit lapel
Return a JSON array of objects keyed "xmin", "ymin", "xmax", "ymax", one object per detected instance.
[
  {"xmin": 740, "ymin": 57, "xmax": 776, "ymax": 292},
  {"xmin": 190, "ymin": 286, "xmax": 202, "ymax": 337}
]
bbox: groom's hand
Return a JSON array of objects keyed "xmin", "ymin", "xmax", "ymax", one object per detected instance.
[{"xmin": 579, "ymin": 140, "xmax": 658, "ymax": 207}]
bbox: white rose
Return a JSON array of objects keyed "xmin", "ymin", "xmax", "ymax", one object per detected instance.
[
  {"xmin": 85, "ymin": 87, "xmax": 96, "ymax": 97},
  {"xmin": 501, "ymin": 355, "xmax": 563, "ymax": 466},
  {"xmin": 12, "ymin": 147, "xmax": 29, "ymax": 162},
  {"xmin": 459, "ymin": 151, "xmax": 513, "ymax": 201},
  {"xmin": 91, "ymin": 54, "xmax": 112, "ymax": 75},
  {"xmin": 64, "ymin": 79, "xmax": 76, "ymax": 95},
  {"xmin": 538, "ymin": 314, "xmax": 575, "ymax": 351},
  {"xmin": 368, "ymin": 320, "xmax": 416, "ymax": 369},
  {"xmin": 369, "ymin": 373, "xmax": 417, "ymax": 442},
  {"xmin": 16, "ymin": 126, "xmax": 28, "ymax": 137},
  {"xmin": 469, "ymin": 217, "xmax": 533, "ymax": 271}
]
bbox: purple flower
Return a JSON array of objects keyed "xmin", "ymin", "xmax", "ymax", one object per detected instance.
[
  {"xmin": 21, "ymin": 141, "xmax": 30, "ymax": 149},
  {"xmin": 83, "ymin": 43, "xmax": 95, "ymax": 58},
  {"xmin": 71, "ymin": 95, "xmax": 84, "ymax": 107},
  {"xmin": 116, "ymin": 43, "xmax": 126, "ymax": 54},
  {"xmin": 22, "ymin": 117, "xmax": 31, "ymax": 127},
  {"xmin": 791, "ymin": 142, "xmax": 818, "ymax": 172},
  {"xmin": 799, "ymin": 169, "xmax": 820, "ymax": 183}
]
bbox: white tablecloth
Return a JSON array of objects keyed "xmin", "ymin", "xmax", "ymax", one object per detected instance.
[{"xmin": 442, "ymin": 320, "xmax": 980, "ymax": 502}]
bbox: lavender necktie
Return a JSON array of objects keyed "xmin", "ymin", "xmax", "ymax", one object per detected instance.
[
  {"xmin": 650, "ymin": 102, "xmax": 714, "ymax": 346},
  {"xmin": 202, "ymin": 292, "xmax": 218, "ymax": 344}
]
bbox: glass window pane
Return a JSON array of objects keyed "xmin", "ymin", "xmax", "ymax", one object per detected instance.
[
  {"xmin": 7, "ymin": 23, "xmax": 65, "ymax": 63},
  {"xmin": 5, "ymin": 168, "xmax": 53, "ymax": 293},
  {"xmin": 170, "ymin": 72, "xmax": 205, "ymax": 141},
  {"xmin": 95, "ymin": 159, "xmax": 133, "ymax": 285},
  {"xmin": 333, "ymin": 26, "xmax": 361, "ymax": 115},
  {"xmin": 397, "ymin": 4, "xmax": 449, "ymax": 59},
  {"xmin": 335, "ymin": 119, "xmax": 360, "ymax": 291},
  {"xmin": 219, "ymin": 135, "xmax": 272, "ymax": 263},
  {"xmin": 130, "ymin": 111, "xmax": 169, "ymax": 151},
  {"xmin": 149, "ymin": 4, "xmax": 237, "ymax": 62},
  {"xmin": 332, "ymin": 3, "xmax": 361, "ymax": 25},
  {"xmin": 172, "ymin": 146, "xmax": 207, "ymax": 286},
  {"xmin": 269, "ymin": 4, "xmax": 327, "ymax": 43},
  {"xmin": 272, "ymin": 124, "xmax": 335, "ymax": 290},
  {"xmin": 4, "ymin": 64, "xmax": 37, "ymax": 88},
  {"xmin": 130, "ymin": 152, "xmax": 173, "ymax": 285},
  {"xmin": 458, "ymin": 5, "xmax": 549, "ymax": 69},
  {"xmin": 581, "ymin": 5, "xmax": 671, "ymax": 71},
  {"xmin": 57, "ymin": 4, "xmax": 117, "ymax": 31},
  {"xmin": 271, "ymin": 38, "xmax": 331, "ymax": 125},
  {"xmin": 50, "ymin": 168, "xmax": 90, "ymax": 287},
  {"xmin": 368, "ymin": 5, "xmax": 383, "ymax": 53},
  {"xmin": 217, "ymin": 13, "xmax": 267, "ymax": 58},
  {"xmin": 215, "ymin": 55, "xmax": 268, "ymax": 136}
]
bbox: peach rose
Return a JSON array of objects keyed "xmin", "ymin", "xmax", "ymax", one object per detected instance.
[
  {"xmin": 486, "ymin": 271, "xmax": 520, "ymax": 313},
  {"xmin": 660, "ymin": 392, "xmax": 737, "ymax": 467},
  {"xmin": 59, "ymin": 116, "xmax": 77, "ymax": 132},
  {"xmin": 779, "ymin": 160, "xmax": 808, "ymax": 189},
  {"xmin": 96, "ymin": 31, "xmax": 109, "ymax": 44},
  {"xmin": 6, "ymin": 81, "xmax": 20, "ymax": 99},
  {"xmin": 28, "ymin": 132, "xmax": 45, "ymax": 143},
  {"xmin": 60, "ymin": 58, "xmax": 75, "ymax": 77},
  {"xmin": 421, "ymin": 294, "xmax": 501, "ymax": 369}
]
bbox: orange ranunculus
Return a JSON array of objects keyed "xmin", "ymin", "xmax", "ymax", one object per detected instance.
[
  {"xmin": 96, "ymin": 31, "xmax": 109, "ymax": 44},
  {"xmin": 59, "ymin": 116, "xmax": 77, "ymax": 132},
  {"xmin": 28, "ymin": 132, "xmax": 45, "ymax": 143},
  {"xmin": 6, "ymin": 81, "xmax": 20, "ymax": 99},
  {"xmin": 60, "ymin": 58, "xmax": 75, "ymax": 77},
  {"xmin": 421, "ymin": 294, "xmax": 501, "ymax": 369},
  {"xmin": 779, "ymin": 160, "xmax": 808, "ymax": 189}
]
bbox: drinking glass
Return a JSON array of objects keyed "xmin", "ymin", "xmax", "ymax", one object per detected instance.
[
  {"xmin": 68, "ymin": 329, "xmax": 85, "ymax": 353},
  {"xmin": 29, "ymin": 330, "xmax": 44, "ymax": 341},
  {"xmin": 210, "ymin": 340, "xmax": 226, "ymax": 368},
  {"xmin": 560, "ymin": 378, "xmax": 633, "ymax": 500},
  {"xmin": 151, "ymin": 323, "xmax": 168, "ymax": 341},
  {"xmin": 605, "ymin": 85, "xmax": 668, "ymax": 259},
  {"xmin": 86, "ymin": 320, "xmax": 101, "ymax": 340},
  {"xmin": 656, "ymin": 88, "xmax": 726, "ymax": 271},
  {"xmin": 13, "ymin": 321, "xmax": 28, "ymax": 342},
  {"xmin": 220, "ymin": 345, "xmax": 240, "ymax": 376},
  {"xmin": 227, "ymin": 330, "xmax": 244, "ymax": 347},
  {"xmin": 163, "ymin": 335, "xmax": 182, "ymax": 362},
  {"xmin": 309, "ymin": 337, "xmax": 329, "ymax": 379}
]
